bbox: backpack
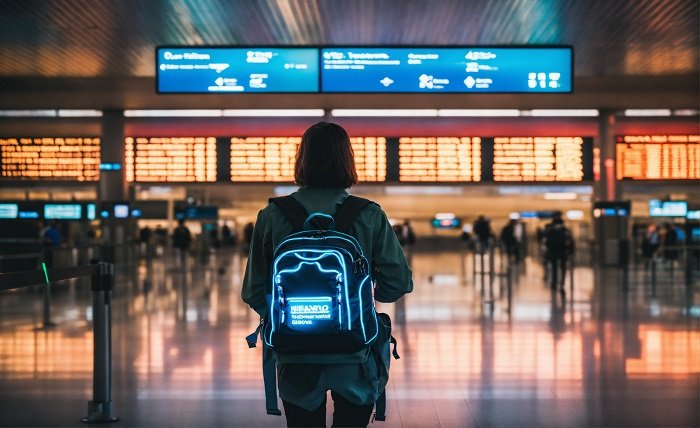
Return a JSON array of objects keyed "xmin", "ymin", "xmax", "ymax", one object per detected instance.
[
  {"xmin": 263, "ymin": 195, "xmax": 379, "ymax": 354},
  {"xmin": 246, "ymin": 195, "xmax": 401, "ymax": 418}
]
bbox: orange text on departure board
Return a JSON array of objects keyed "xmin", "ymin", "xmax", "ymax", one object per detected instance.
[
  {"xmin": 493, "ymin": 136, "xmax": 584, "ymax": 182},
  {"xmin": 0, "ymin": 137, "xmax": 100, "ymax": 181},
  {"xmin": 125, "ymin": 137, "xmax": 217, "ymax": 182},
  {"xmin": 616, "ymin": 135, "xmax": 700, "ymax": 180},
  {"xmin": 230, "ymin": 137, "xmax": 386, "ymax": 182},
  {"xmin": 398, "ymin": 137, "xmax": 482, "ymax": 182}
]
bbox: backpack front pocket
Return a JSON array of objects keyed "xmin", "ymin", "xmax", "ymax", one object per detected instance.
[{"xmin": 280, "ymin": 296, "xmax": 338, "ymax": 334}]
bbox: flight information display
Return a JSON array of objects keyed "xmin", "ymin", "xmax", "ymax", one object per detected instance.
[
  {"xmin": 321, "ymin": 47, "xmax": 572, "ymax": 93},
  {"xmin": 230, "ymin": 137, "xmax": 387, "ymax": 182},
  {"xmin": 491, "ymin": 137, "xmax": 590, "ymax": 182},
  {"xmin": 125, "ymin": 137, "xmax": 217, "ymax": 182},
  {"xmin": 0, "ymin": 137, "xmax": 100, "ymax": 181},
  {"xmin": 398, "ymin": 137, "xmax": 482, "ymax": 182},
  {"xmin": 157, "ymin": 47, "xmax": 319, "ymax": 93},
  {"xmin": 615, "ymin": 135, "xmax": 700, "ymax": 180}
]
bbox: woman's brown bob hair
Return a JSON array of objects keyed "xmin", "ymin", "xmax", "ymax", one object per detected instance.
[{"xmin": 294, "ymin": 122, "xmax": 358, "ymax": 189}]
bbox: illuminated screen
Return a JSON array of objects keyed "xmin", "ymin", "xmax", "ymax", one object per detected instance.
[
  {"xmin": 321, "ymin": 47, "xmax": 572, "ymax": 93},
  {"xmin": 157, "ymin": 47, "xmax": 319, "ymax": 93},
  {"xmin": 615, "ymin": 135, "xmax": 700, "ymax": 180},
  {"xmin": 113, "ymin": 204, "xmax": 130, "ymax": 219},
  {"xmin": 0, "ymin": 137, "xmax": 100, "ymax": 181},
  {"xmin": 490, "ymin": 137, "xmax": 591, "ymax": 182},
  {"xmin": 230, "ymin": 137, "xmax": 386, "ymax": 182},
  {"xmin": 125, "ymin": 137, "xmax": 217, "ymax": 182},
  {"xmin": 649, "ymin": 199, "xmax": 688, "ymax": 217},
  {"xmin": 44, "ymin": 204, "xmax": 82, "ymax": 220},
  {"xmin": 86, "ymin": 203, "xmax": 96, "ymax": 220},
  {"xmin": 398, "ymin": 137, "xmax": 482, "ymax": 182},
  {"xmin": 0, "ymin": 203, "xmax": 18, "ymax": 219}
]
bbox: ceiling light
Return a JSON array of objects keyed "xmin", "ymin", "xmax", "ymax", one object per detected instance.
[
  {"xmin": 672, "ymin": 109, "xmax": 699, "ymax": 116},
  {"xmin": 544, "ymin": 192, "xmax": 578, "ymax": 200},
  {"xmin": 0, "ymin": 110, "xmax": 57, "ymax": 117},
  {"xmin": 438, "ymin": 109, "xmax": 520, "ymax": 117},
  {"xmin": 624, "ymin": 109, "xmax": 671, "ymax": 117},
  {"xmin": 57, "ymin": 109, "xmax": 103, "ymax": 117},
  {"xmin": 123, "ymin": 110, "xmax": 223, "ymax": 117},
  {"xmin": 331, "ymin": 109, "xmax": 438, "ymax": 117},
  {"xmin": 222, "ymin": 109, "xmax": 324, "ymax": 117},
  {"xmin": 528, "ymin": 109, "xmax": 599, "ymax": 117}
]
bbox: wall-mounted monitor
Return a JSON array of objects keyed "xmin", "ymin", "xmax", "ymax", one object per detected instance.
[
  {"xmin": 649, "ymin": 200, "xmax": 688, "ymax": 217},
  {"xmin": 157, "ymin": 47, "xmax": 320, "ymax": 93},
  {"xmin": 321, "ymin": 47, "xmax": 572, "ymax": 93},
  {"xmin": 0, "ymin": 203, "xmax": 18, "ymax": 219},
  {"xmin": 44, "ymin": 204, "xmax": 82, "ymax": 220}
]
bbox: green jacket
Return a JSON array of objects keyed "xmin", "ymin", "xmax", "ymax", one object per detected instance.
[{"xmin": 241, "ymin": 187, "xmax": 413, "ymax": 410}]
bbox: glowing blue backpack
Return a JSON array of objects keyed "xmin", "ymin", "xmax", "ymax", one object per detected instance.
[{"xmin": 263, "ymin": 195, "xmax": 379, "ymax": 354}]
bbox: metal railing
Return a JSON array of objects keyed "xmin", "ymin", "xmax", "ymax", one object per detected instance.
[{"xmin": 0, "ymin": 261, "xmax": 118, "ymax": 423}]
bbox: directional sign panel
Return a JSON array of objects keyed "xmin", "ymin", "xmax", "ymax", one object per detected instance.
[
  {"xmin": 157, "ymin": 47, "xmax": 319, "ymax": 93},
  {"xmin": 321, "ymin": 47, "xmax": 572, "ymax": 93}
]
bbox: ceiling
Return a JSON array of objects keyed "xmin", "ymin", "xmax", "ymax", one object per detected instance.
[{"xmin": 0, "ymin": 0, "xmax": 698, "ymax": 109}]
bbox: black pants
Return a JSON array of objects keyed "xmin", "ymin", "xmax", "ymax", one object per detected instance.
[
  {"xmin": 548, "ymin": 257, "xmax": 567, "ymax": 290},
  {"xmin": 282, "ymin": 391, "xmax": 374, "ymax": 428}
]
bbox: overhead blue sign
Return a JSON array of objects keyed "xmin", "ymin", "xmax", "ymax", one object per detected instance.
[
  {"xmin": 157, "ymin": 47, "xmax": 319, "ymax": 93},
  {"xmin": 321, "ymin": 47, "xmax": 572, "ymax": 93}
]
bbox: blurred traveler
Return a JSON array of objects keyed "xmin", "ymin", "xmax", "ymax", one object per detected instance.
[
  {"xmin": 242, "ymin": 122, "xmax": 412, "ymax": 427},
  {"xmin": 139, "ymin": 225, "xmax": 152, "ymax": 258},
  {"xmin": 154, "ymin": 224, "xmax": 167, "ymax": 256},
  {"xmin": 243, "ymin": 222, "xmax": 254, "ymax": 250},
  {"xmin": 401, "ymin": 219, "xmax": 416, "ymax": 247},
  {"xmin": 42, "ymin": 221, "xmax": 62, "ymax": 247},
  {"xmin": 172, "ymin": 220, "xmax": 192, "ymax": 265},
  {"xmin": 221, "ymin": 223, "xmax": 237, "ymax": 247},
  {"xmin": 543, "ymin": 216, "xmax": 574, "ymax": 295},
  {"xmin": 500, "ymin": 219, "xmax": 519, "ymax": 262},
  {"xmin": 662, "ymin": 223, "xmax": 679, "ymax": 264},
  {"xmin": 473, "ymin": 215, "xmax": 492, "ymax": 253},
  {"xmin": 641, "ymin": 223, "xmax": 661, "ymax": 262}
]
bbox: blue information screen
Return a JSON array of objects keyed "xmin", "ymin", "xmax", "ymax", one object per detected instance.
[
  {"xmin": 157, "ymin": 47, "xmax": 319, "ymax": 93},
  {"xmin": 321, "ymin": 47, "xmax": 572, "ymax": 93}
]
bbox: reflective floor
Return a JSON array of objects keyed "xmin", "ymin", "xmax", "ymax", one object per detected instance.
[{"xmin": 0, "ymin": 246, "xmax": 698, "ymax": 427}]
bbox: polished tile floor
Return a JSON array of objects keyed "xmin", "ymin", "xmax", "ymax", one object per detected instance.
[{"xmin": 0, "ymin": 246, "xmax": 698, "ymax": 427}]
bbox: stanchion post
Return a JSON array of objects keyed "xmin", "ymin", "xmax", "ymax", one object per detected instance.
[
  {"xmin": 82, "ymin": 262, "xmax": 118, "ymax": 424},
  {"xmin": 569, "ymin": 255, "xmax": 575, "ymax": 297},
  {"xmin": 40, "ymin": 248, "xmax": 56, "ymax": 329}
]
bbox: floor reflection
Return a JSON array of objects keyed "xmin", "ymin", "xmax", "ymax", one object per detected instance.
[{"xmin": 0, "ymin": 247, "xmax": 698, "ymax": 427}]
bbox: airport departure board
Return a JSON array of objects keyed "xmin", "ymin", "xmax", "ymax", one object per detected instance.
[
  {"xmin": 398, "ymin": 137, "xmax": 482, "ymax": 182},
  {"xmin": 491, "ymin": 137, "xmax": 589, "ymax": 182},
  {"xmin": 230, "ymin": 137, "xmax": 387, "ymax": 182},
  {"xmin": 230, "ymin": 137, "xmax": 299, "ymax": 182},
  {"xmin": 125, "ymin": 137, "xmax": 217, "ymax": 182},
  {"xmin": 0, "ymin": 137, "xmax": 100, "ymax": 181},
  {"xmin": 616, "ymin": 135, "xmax": 700, "ymax": 180}
]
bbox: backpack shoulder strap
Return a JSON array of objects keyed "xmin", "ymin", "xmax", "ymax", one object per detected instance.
[
  {"xmin": 269, "ymin": 196, "xmax": 307, "ymax": 232},
  {"xmin": 334, "ymin": 195, "xmax": 374, "ymax": 234}
]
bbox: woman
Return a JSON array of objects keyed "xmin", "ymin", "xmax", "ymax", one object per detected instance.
[{"xmin": 242, "ymin": 122, "xmax": 413, "ymax": 427}]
